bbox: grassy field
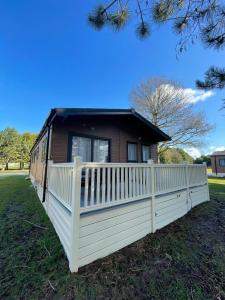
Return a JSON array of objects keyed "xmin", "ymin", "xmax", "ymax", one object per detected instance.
[
  {"xmin": 0, "ymin": 163, "xmax": 29, "ymax": 172},
  {"xmin": 0, "ymin": 176, "xmax": 225, "ymax": 299},
  {"xmin": 0, "ymin": 170, "xmax": 29, "ymax": 174}
]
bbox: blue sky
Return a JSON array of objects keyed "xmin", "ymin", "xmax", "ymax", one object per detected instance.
[{"xmin": 0, "ymin": 0, "xmax": 224, "ymax": 157}]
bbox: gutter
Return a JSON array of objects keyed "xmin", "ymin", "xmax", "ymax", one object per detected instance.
[{"xmin": 215, "ymin": 157, "xmax": 218, "ymax": 175}]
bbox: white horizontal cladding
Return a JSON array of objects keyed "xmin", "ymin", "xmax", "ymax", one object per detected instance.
[
  {"xmin": 48, "ymin": 189, "xmax": 72, "ymax": 212},
  {"xmin": 80, "ymin": 194, "xmax": 152, "ymax": 213},
  {"xmin": 190, "ymin": 184, "xmax": 209, "ymax": 207},
  {"xmin": 155, "ymin": 190, "xmax": 188, "ymax": 230},
  {"xmin": 78, "ymin": 197, "xmax": 152, "ymax": 268},
  {"xmin": 47, "ymin": 192, "xmax": 72, "ymax": 259}
]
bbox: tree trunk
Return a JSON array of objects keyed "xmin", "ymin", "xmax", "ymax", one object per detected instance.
[{"xmin": 5, "ymin": 162, "xmax": 8, "ymax": 170}]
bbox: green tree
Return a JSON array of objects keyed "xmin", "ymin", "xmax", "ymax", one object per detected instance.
[
  {"xmin": 18, "ymin": 132, "xmax": 37, "ymax": 169},
  {"xmin": 159, "ymin": 148, "xmax": 193, "ymax": 164},
  {"xmin": 0, "ymin": 128, "xmax": 20, "ymax": 170},
  {"xmin": 194, "ymin": 155, "xmax": 211, "ymax": 166},
  {"xmin": 88, "ymin": 0, "xmax": 225, "ymax": 92}
]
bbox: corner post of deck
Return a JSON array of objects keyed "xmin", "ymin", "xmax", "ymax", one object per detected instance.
[
  {"xmin": 185, "ymin": 162, "xmax": 191, "ymax": 210},
  {"xmin": 148, "ymin": 159, "xmax": 156, "ymax": 233},
  {"xmin": 203, "ymin": 162, "xmax": 210, "ymax": 201},
  {"xmin": 70, "ymin": 156, "xmax": 82, "ymax": 272},
  {"xmin": 46, "ymin": 160, "xmax": 53, "ymax": 213}
]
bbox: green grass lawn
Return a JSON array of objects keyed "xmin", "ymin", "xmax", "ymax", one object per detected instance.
[
  {"xmin": 0, "ymin": 170, "xmax": 29, "ymax": 174},
  {"xmin": 0, "ymin": 176, "xmax": 225, "ymax": 299}
]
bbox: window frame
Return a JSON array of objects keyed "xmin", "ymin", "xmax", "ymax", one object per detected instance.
[
  {"xmin": 68, "ymin": 132, "xmax": 111, "ymax": 163},
  {"xmin": 41, "ymin": 139, "xmax": 47, "ymax": 162},
  {"xmin": 127, "ymin": 141, "xmax": 138, "ymax": 163},
  {"xmin": 141, "ymin": 144, "xmax": 151, "ymax": 163},
  {"xmin": 219, "ymin": 158, "xmax": 225, "ymax": 167}
]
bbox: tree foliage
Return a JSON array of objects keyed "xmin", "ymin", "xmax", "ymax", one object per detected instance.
[
  {"xmin": 0, "ymin": 128, "xmax": 37, "ymax": 170},
  {"xmin": 88, "ymin": 0, "xmax": 225, "ymax": 49},
  {"xmin": 194, "ymin": 154, "xmax": 211, "ymax": 166},
  {"xmin": 89, "ymin": 0, "xmax": 225, "ymax": 91},
  {"xmin": 196, "ymin": 66, "xmax": 225, "ymax": 90},
  {"xmin": 18, "ymin": 132, "xmax": 37, "ymax": 168},
  {"xmin": 159, "ymin": 147, "xmax": 193, "ymax": 163},
  {"xmin": 0, "ymin": 128, "xmax": 20, "ymax": 169},
  {"xmin": 131, "ymin": 77, "xmax": 213, "ymax": 152}
]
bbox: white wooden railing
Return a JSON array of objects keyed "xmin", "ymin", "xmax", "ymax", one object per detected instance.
[
  {"xmin": 45, "ymin": 157, "xmax": 208, "ymax": 272},
  {"xmin": 47, "ymin": 158, "xmax": 208, "ymax": 213},
  {"xmin": 80, "ymin": 163, "xmax": 152, "ymax": 211},
  {"xmin": 48, "ymin": 162, "xmax": 74, "ymax": 210}
]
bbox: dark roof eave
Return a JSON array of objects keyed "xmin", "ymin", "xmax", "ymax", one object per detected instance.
[
  {"xmin": 132, "ymin": 110, "xmax": 171, "ymax": 142},
  {"xmin": 31, "ymin": 108, "xmax": 171, "ymax": 152}
]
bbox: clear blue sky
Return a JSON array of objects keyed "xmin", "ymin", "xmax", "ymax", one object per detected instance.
[{"xmin": 0, "ymin": 0, "xmax": 224, "ymax": 156}]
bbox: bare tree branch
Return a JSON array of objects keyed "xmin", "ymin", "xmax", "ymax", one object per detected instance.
[{"xmin": 131, "ymin": 77, "xmax": 213, "ymax": 154}]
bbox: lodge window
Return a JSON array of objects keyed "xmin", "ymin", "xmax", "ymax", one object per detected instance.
[
  {"xmin": 70, "ymin": 135, "xmax": 110, "ymax": 162},
  {"xmin": 34, "ymin": 147, "xmax": 39, "ymax": 161},
  {"xmin": 142, "ymin": 145, "xmax": 151, "ymax": 162},
  {"xmin": 41, "ymin": 139, "xmax": 47, "ymax": 162},
  {"xmin": 127, "ymin": 142, "xmax": 138, "ymax": 162},
  {"xmin": 219, "ymin": 159, "xmax": 225, "ymax": 167}
]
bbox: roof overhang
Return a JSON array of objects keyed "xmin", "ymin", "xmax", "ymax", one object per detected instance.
[{"xmin": 31, "ymin": 108, "xmax": 171, "ymax": 152}]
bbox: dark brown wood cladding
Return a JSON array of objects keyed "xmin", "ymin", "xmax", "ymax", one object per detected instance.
[
  {"xmin": 211, "ymin": 156, "xmax": 225, "ymax": 174},
  {"xmin": 30, "ymin": 130, "xmax": 48, "ymax": 186},
  {"xmin": 50, "ymin": 115, "xmax": 159, "ymax": 163}
]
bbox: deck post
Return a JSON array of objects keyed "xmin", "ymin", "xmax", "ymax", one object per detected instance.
[
  {"xmin": 185, "ymin": 163, "xmax": 191, "ymax": 210},
  {"xmin": 148, "ymin": 159, "xmax": 156, "ymax": 233},
  {"xmin": 203, "ymin": 162, "xmax": 210, "ymax": 201},
  {"xmin": 46, "ymin": 160, "xmax": 53, "ymax": 213},
  {"xmin": 69, "ymin": 156, "xmax": 82, "ymax": 272}
]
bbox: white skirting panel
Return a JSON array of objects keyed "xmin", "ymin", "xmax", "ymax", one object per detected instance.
[
  {"xmin": 190, "ymin": 184, "xmax": 209, "ymax": 208},
  {"xmin": 30, "ymin": 176, "xmax": 71, "ymax": 260},
  {"xmin": 78, "ymin": 198, "xmax": 152, "ymax": 268},
  {"xmin": 47, "ymin": 192, "xmax": 72, "ymax": 258},
  {"xmin": 155, "ymin": 190, "xmax": 188, "ymax": 230},
  {"xmin": 30, "ymin": 174, "xmax": 43, "ymax": 201}
]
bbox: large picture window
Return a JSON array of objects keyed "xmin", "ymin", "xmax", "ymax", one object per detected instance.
[
  {"xmin": 142, "ymin": 145, "xmax": 151, "ymax": 162},
  {"xmin": 127, "ymin": 142, "xmax": 138, "ymax": 162},
  {"xmin": 70, "ymin": 135, "xmax": 110, "ymax": 162}
]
